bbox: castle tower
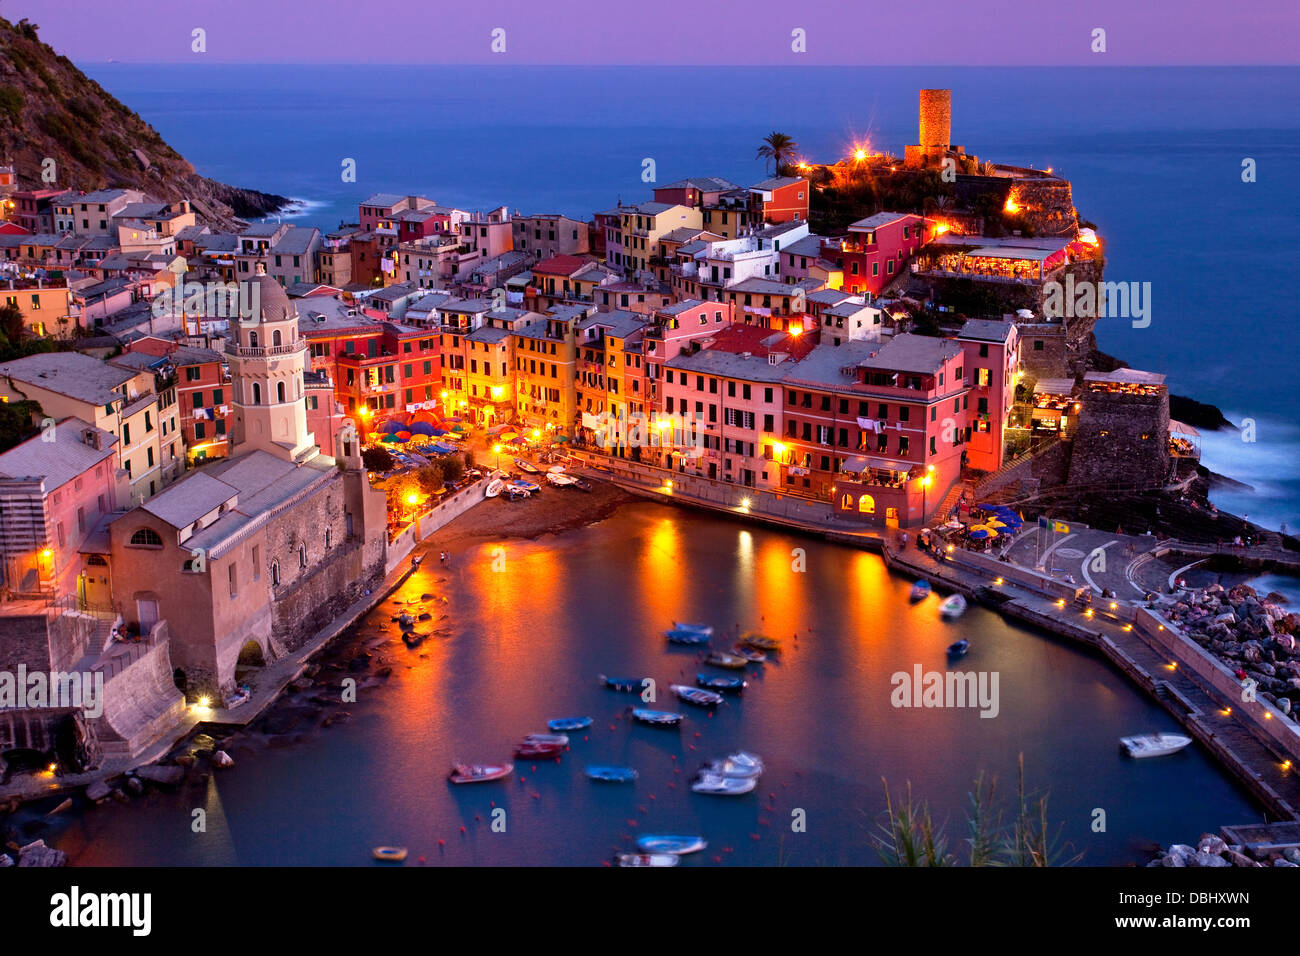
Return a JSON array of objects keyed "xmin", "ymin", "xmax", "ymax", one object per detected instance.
[
  {"xmin": 918, "ymin": 89, "xmax": 952, "ymax": 151},
  {"xmin": 228, "ymin": 276, "xmax": 317, "ymax": 463}
]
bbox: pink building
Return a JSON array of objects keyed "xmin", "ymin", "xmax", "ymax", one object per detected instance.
[
  {"xmin": 0, "ymin": 418, "xmax": 124, "ymax": 604},
  {"xmin": 957, "ymin": 318, "xmax": 1019, "ymax": 474},
  {"xmin": 822, "ymin": 212, "xmax": 937, "ymax": 296}
]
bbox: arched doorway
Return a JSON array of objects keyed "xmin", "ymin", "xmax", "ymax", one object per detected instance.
[{"xmin": 235, "ymin": 640, "xmax": 266, "ymax": 688}]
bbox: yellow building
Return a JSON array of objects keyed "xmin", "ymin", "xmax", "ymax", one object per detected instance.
[
  {"xmin": 512, "ymin": 305, "xmax": 586, "ymax": 432},
  {"xmin": 616, "ymin": 203, "xmax": 703, "ymax": 275}
]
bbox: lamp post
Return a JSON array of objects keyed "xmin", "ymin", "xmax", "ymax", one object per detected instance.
[{"xmin": 493, "ymin": 443, "xmax": 502, "ymax": 472}]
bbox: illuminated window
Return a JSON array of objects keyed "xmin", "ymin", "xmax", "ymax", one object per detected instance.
[
  {"xmin": 129, "ymin": 528, "xmax": 163, "ymax": 548},
  {"xmin": 858, "ymin": 494, "xmax": 876, "ymax": 514}
]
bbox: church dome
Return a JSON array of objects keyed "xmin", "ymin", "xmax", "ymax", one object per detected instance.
[{"xmin": 250, "ymin": 276, "xmax": 296, "ymax": 323}]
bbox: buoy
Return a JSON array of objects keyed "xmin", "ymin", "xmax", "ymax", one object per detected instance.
[
  {"xmin": 460, "ymin": 826, "xmax": 466, "ymax": 833},
  {"xmin": 688, "ymin": 744, "xmax": 696, "ymax": 751},
  {"xmin": 490, "ymin": 801, "xmax": 495, "ymax": 807},
  {"xmin": 532, "ymin": 764, "xmax": 537, "ymax": 772},
  {"xmin": 668, "ymin": 782, "xmax": 676, "ymax": 788},
  {"xmin": 712, "ymin": 855, "xmax": 723, "ymax": 864},
  {"xmin": 532, "ymin": 792, "xmax": 540, "ymax": 799},
  {"xmin": 694, "ymin": 732, "xmax": 701, "ymax": 738},
  {"xmin": 626, "ymin": 819, "xmax": 638, "ymax": 827},
  {"xmin": 750, "ymin": 833, "xmax": 761, "ymax": 841},
  {"xmin": 648, "ymin": 794, "xmax": 656, "ymax": 800},
  {"xmin": 438, "ymin": 839, "xmax": 445, "ymax": 846},
  {"xmin": 474, "ymin": 814, "xmax": 481, "ymax": 821}
]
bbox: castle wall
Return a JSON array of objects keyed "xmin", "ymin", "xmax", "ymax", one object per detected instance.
[{"xmin": 1066, "ymin": 390, "xmax": 1171, "ymax": 488}]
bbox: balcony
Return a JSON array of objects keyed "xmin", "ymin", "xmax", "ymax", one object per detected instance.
[{"xmin": 224, "ymin": 340, "xmax": 307, "ymax": 359}]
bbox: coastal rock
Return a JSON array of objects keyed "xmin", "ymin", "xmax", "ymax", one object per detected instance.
[
  {"xmin": 1285, "ymin": 847, "xmax": 1300, "ymax": 865},
  {"xmin": 212, "ymin": 750, "xmax": 234, "ymax": 769},
  {"xmin": 135, "ymin": 765, "xmax": 184, "ymax": 786},
  {"xmin": 1224, "ymin": 849, "xmax": 1260, "ymax": 867},
  {"xmin": 1266, "ymin": 591, "xmax": 1289, "ymax": 605},
  {"xmin": 1242, "ymin": 641, "xmax": 1264, "ymax": 663},
  {"xmin": 1277, "ymin": 698, "xmax": 1293, "ymax": 716},
  {"xmin": 1273, "ymin": 859, "xmax": 1297, "ymax": 867},
  {"xmin": 1197, "ymin": 833, "xmax": 1227, "ymax": 855},
  {"xmin": 175, "ymin": 754, "xmax": 196, "ymax": 767},
  {"xmin": 0, "ymin": 853, "xmax": 11, "ymax": 867},
  {"xmin": 290, "ymin": 677, "xmax": 314, "ymax": 692},
  {"xmin": 85, "ymin": 780, "xmax": 112, "ymax": 802},
  {"xmin": 1167, "ymin": 844, "xmax": 1197, "ymax": 866},
  {"xmin": 125, "ymin": 776, "xmax": 144, "ymax": 795},
  {"xmin": 1161, "ymin": 853, "xmax": 1187, "ymax": 867},
  {"xmin": 18, "ymin": 839, "xmax": 66, "ymax": 867},
  {"xmin": 1192, "ymin": 851, "xmax": 1230, "ymax": 867}
]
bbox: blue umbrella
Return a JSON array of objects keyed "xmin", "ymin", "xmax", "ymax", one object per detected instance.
[
  {"xmin": 378, "ymin": 420, "xmax": 406, "ymax": 433},
  {"xmin": 968, "ymin": 528, "xmax": 991, "ymax": 540},
  {"xmin": 408, "ymin": 421, "xmax": 437, "ymax": 436}
]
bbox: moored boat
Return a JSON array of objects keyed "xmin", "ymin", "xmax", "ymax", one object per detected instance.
[
  {"xmin": 665, "ymin": 628, "xmax": 710, "ymax": 646},
  {"xmin": 510, "ymin": 477, "xmax": 540, "ymax": 493},
  {"xmin": 514, "ymin": 458, "xmax": 540, "ymax": 473},
  {"xmin": 372, "ymin": 846, "xmax": 407, "ymax": 862},
  {"xmin": 691, "ymin": 772, "xmax": 757, "ymax": 795},
  {"xmin": 570, "ymin": 477, "xmax": 593, "ymax": 493},
  {"xmin": 671, "ymin": 683, "xmax": 723, "ymax": 707},
  {"xmin": 1120, "ymin": 732, "xmax": 1194, "ymax": 758},
  {"xmin": 701, "ymin": 753, "xmax": 764, "ymax": 779},
  {"xmin": 696, "ymin": 673, "xmax": 746, "ymax": 692},
  {"xmin": 522, "ymin": 733, "xmax": 569, "ymax": 746},
  {"xmin": 673, "ymin": 621, "xmax": 714, "ymax": 636},
  {"xmin": 637, "ymin": 835, "xmax": 707, "ymax": 855},
  {"xmin": 730, "ymin": 646, "xmax": 766, "ymax": 663},
  {"xmin": 615, "ymin": 852, "xmax": 678, "ymax": 867},
  {"xmin": 630, "ymin": 708, "xmax": 683, "ymax": 726},
  {"xmin": 515, "ymin": 741, "xmax": 565, "ymax": 758},
  {"xmin": 704, "ymin": 651, "xmax": 748, "ymax": 669},
  {"xmin": 739, "ymin": 632, "xmax": 779, "ymax": 651},
  {"xmin": 547, "ymin": 716, "xmax": 593, "ymax": 732},
  {"xmin": 600, "ymin": 674, "xmax": 643, "ymax": 692},
  {"xmin": 946, "ymin": 639, "xmax": 970, "ymax": 657},
  {"xmin": 940, "ymin": 594, "xmax": 968, "ymax": 619},
  {"xmin": 586, "ymin": 765, "xmax": 638, "ymax": 782},
  {"xmin": 910, "ymin": 580, "xmax": 932, "ymax": 602},
  {"xmin": 448, "ymin": 762, "xmax": 513, "ymax": 784},
  {"xmin": 484, "ymin": 478, "xmax": 504, "ymax": 498}
]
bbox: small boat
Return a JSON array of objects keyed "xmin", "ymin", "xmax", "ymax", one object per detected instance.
[
  {"xmin": 730, "ymin": 646, "xmax": 767, "ymax": 663},
  {"xmin": 570, "ymin": 478, "xmax": 593, "ymax": 493},
  {"xmin": 701, "ymin": 752, "xmax": 764, "ymax": 779},
  {"xmin": 504, "ymin": 486, "xmax": 531, "ymax": 500},
  {"xmin": 548, "ymin": 716, "xmax": 593, "ymax": 732},
  {"xmin": 547, "ymin": 465, "xmax": 566, "ymax": 475},
  {"xmin": 671, "ymin": 684, "xmax": 723, "ymax": 707},
  {"xmin": 484, "ymin": 478, "xmax": 504, "ymax": 498},
  {"xmin": 697, "ymin": 673, "xmax": 746, "ymax": 692},
  {"xmin": 372, "ymin": 846, "xmax": 407, "ymax": 862},
  {"xmin": 514, "ymin": 458, "xmax": 540, "ymax": 473},
  {"xmin": 600, "ymin": 675, "xmax": 643, "ymax": 692},
  {"xmin": 637, "ymin": 835, "xmax": 707, "ymax": 855},
  {"xmin": 665, "ymin": 628, "xmax": 710, "ymax": 646},
  {"xmin": 522, "ymin": 733, "xmax": 569, "ymax": 746},
  {"xmin": 946, "ymin": 639, "xmax": 970, "ymax": 657},
  {"xmin": 448, "ymin": 762, "xmax": 513, "ymax": 784},
  {"xmin": 940, "ymin": 594, "xmax": 968, "ymax": 619},
  {"xmin": 630, "ymin": 708, "xmax": 683, "ymax": 727},
  {"xmin": 546, "ymin": 472, "xmax": 577, "ymax": 487},
  {"xmin": 515, "ymin": 741, "xmax": 564, "ymax": 759},
  {"xmin": 615, "ymin": 852, "xmax": 678, "ymax": 867},
  {"xmin": 673, "ymin": 622, "xmax": 714, "ymax": 636},
  {"xmin": 704, "ymin": 651, "xmax": 748, "ymax": 669},
  {"xmin": 510, "ymin": 477, "xmax": 541, "ymax": 493},
  {"xmin": 739, "ymin": 632, "xmax": 779, "ymax": 651},
  {"xmin": 586, "ymin": 765, "xmax": 638, "ymax": 782},
  {"xmin": 1120, "ymin": 732, "xmax": 1194, "ymax": 758},
  {"xmin": 910, "ymin": 580, "xmax": 931, "ymax": 602},
  {"xmin": 691, "ymin": 773, "xmax": 757, "ymax": 795}
]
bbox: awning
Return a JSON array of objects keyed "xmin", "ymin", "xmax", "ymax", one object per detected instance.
[
  {"xmin": 1169, "ymin": 419, "xmax": 1200, "ymax": 438},
  {"xmin": 842, "ymin": 456, "xmax": 910, "ymax": 474}
]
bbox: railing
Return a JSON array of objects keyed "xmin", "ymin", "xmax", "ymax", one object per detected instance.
[{"xmin": 224, "ymin": 340, "xmax": 307, "ymax": 358}]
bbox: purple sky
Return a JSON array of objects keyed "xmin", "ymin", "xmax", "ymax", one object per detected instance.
[{"xmin": 10, "ymin": 0, "xmax": 1298, "ymax": 65}]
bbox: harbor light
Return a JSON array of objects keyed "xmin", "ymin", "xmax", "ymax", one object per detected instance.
[
  {"xmin": 198, "ymin": 696, "xmax": 210, "ymax": 708},
  {"xmin": 1110, "ymin": 602, "xmax": 1118, "ymax": 610},
  {"xmin": 1123, "ymin": 624, "xmax": 1133, "ymax": 632},
  {"xmin": 41, "ymin": 548, "xmax": 52, "ymax": 558},
  {"xmin": 740, "ymin": 497, "xmax": 752, "ymax": 511},
  {"xmin": 994, "ymin": 577, "xmax": 1003, "ymax": 586},
  {"xmin": 1266, "ymin": 712, "xmax": 1273, "ymax": 720},
  {"xmin": 854, "ymin": 149, "xmax": 867, "ymax": 162},
  {"xmin": 1284, "ymin": 760, "xmax": 1292, "ymax": 771},
  {"xmin": 665, "ymin": 480, "xmax": 673, "ymax": 489},
  {"xmin": 47, "ymin": 763, "xmax": 56, "ymax": 773},
  {"xmin": 772, "ymin": 441, "xmax": 787, "ymax": 456},
  {"xmin": 1056, "ymin": 599, "xmax": 1066, "ymax": 609},
  {"xmin": 1223, "ymin": 707, "xmax": 1232, "ymax": 716},
  {"xmin": 946, "ymin": 544, "xmax": 954, "ymax": 553},
  {"xmin": 406, "ymin": 493, "xmax": 419, "ymax": 506},
  {"xmin": 493, "ymin": 444, "xmax": 502, "ymax": 453},
  {"xmin": 441, "ymin": 391, "xmax": 448, "ymax": 399},
  {"xmin": 359, "ymin": 406, "xmax": 371, "ymax": 418},
  {"xmin": 1084, "ymin": 608, "xmax": 1094, "ymax": 618},
  {"xmin": 532, "ymin": 429, "xmax": 540, "ymax": 439},
  {"xmin": 1004, "ymin": 195, "xmax": 1020, "ymax": 214}
]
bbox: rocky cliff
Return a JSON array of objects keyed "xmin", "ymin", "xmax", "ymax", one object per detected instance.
[{"xmin": 0, "ymin": 17, "xmax": 286, "ymax": 230}]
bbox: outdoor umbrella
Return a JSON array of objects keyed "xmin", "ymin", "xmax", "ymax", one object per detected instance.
[
  {"xmin": 408, "ymin": 421, "xmax": 437, "ymax": 436},
  {"xmin": 380, "ymin": 434, "xmax": 403, "ymax": 444},
  {"xmin": 378, "ymin": 420, "xmax": 406, "ymax": 433},
  {"xmin": 968, "ymin": 528, "xmax": 991, "ymax": 540},
  {"xmin": 986, "ymin": 518, "xmax": 1009, "ymax": 529},
  {"xmin": 395, "ymin": 431, "xmax": 412, "ymax": 440},
  {"xmin": 451, "ymin": 424, "xmax": 466, "ymax": 432}
]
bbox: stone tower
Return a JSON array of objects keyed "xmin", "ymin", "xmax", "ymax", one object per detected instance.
[
  {"xmin": 228, "ymin": 276, "xmax": 318, "ymax": 463},
  {"xmin": 1066, "ymin": 370, "xmax": 1171, "ymax": 489}
]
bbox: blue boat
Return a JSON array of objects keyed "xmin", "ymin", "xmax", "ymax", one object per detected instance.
[
  {"xmin": 910, "ymin": 580, "xmax": 931, "ymax": 602},
  {"xmin": 947, "ymin": 639, "xmax": 970, "ymax": 657},
  {"xmin": 665, "ymin": 628, "xmax": 710, "ymax": 646},
  {"xmin": 548, "ymin": 716, "xmax": 593, "ymax": 732},
  {"xmin": 696, "ymin": 673, "xmax": 746, "ymax": 693},
  {"xmin": 637, "ymin": 834, "xmax": 707, "ymax": 855},
  {"xmin": 510, "ymin": 478, "xmax": 541, "ymax": 493},
  {"xmin": 631, "ymin": 708, "xmax": 683, "ymax": 727},
  {"xmin": 586, "ymin": 765, "xmax": 638, "ymax": 783},
  {"xmin": 672, "ymin": 621, "xmax": 714, "ymax": 636},
  {"xmin": 600, "ymin": 674, "xmax": 643, "ymax": 692}
]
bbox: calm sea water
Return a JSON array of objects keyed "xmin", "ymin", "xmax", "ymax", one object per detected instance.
[
  {"xmin": 84, "ymin": 64, "xmax": 1299, "ymax": 529},
  {"xmin": 40, "ymin": 505, "xmax": 1259, "ymax": 866}
]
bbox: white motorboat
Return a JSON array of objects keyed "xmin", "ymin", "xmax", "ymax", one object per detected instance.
[
  {"xmin": 546, "ymin": 471, "xmax": 577, "ymax": 487},
  {"xmin": 701, "ymin": 752, "xmax": 764, "ymax": 779},
  {"xmin": 1120, "ymin": 732, "xmax": 1193, "ymax": 758},
  {"xmin": 691, "ymin": 772, "xmax": 757, "ymax": 795},
  {"xmin": 615, "ymin": 852, "xmax": 679, "ymax": 867},
  {"xmin": 940, "ymin": 594, "xmax": 968, "ymax": 619},
  {"xmin": 484, "ymin": 478, "xmax": 504, "ymax": 498}
]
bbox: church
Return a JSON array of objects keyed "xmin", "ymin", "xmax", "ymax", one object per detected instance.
[{"xmin": 107, "ymin": 277, "xmax": 387, "ymax": 700}]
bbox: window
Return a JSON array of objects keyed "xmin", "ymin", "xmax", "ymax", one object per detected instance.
[
  {"xmin": 130, "ymin": 527, "xmax": 163, "ymax": 548},
  {"xmin": 299, "ymin": 545, "xmax": 306, "ymax": 568},
  {"xmin": 271, "ymin": 562, "xmax": 280, "ymax": 586},
  {"xmin": 229, "ymin": 564, "xmax": 238, "ymax": 598},
  {"xmin": 977, "ymin": 368, "xmax": 992, "ymax": 387},
  {"xmin": 252, "ymin": 546, "xmax": 261, "ymax": 581}
]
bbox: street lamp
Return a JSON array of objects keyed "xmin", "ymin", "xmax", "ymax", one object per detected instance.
[
  {"xmin": 921, "ymin": 471, "xmax": 932, "ymax": 523},
  {"xmin": 493, "ymin": 443, "xmax": 502, "ymax": 471}
]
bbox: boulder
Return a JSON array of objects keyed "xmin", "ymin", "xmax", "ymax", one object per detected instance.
[
  {"xmin": 135, "ymin": 765, "xmax": 184, "ymax": 786},
  {"xmin": 85, "ymin": 780, "xmax": 112, "ymax": 802},
  {"xmin": 175, "ymin": 754, "xmax": 196, "ymax": 768},
  {"xmin": 1198, "ymin": 834, "xmax": 1227, "ymax": 855},
  {"xmin": 1284, "ymin": 847, "xmax": 1300, "ymax": 865},
  {"xmin": 125, "ymin": 775, "xmax": 144, "ymax": 794},
  {"xmin": 1167, "ymin": 844, "xmax": 1198, "ymax": 865},
  {"xmin": 1224, "ymin": 849, "xmax": 1260, "ymax": 867},
  {"xmin": 0, "ymin": 853, "xmax": 11, "ymax": 867},
  {"xmin": 1273, "ymin": 858, "xmax": 1297, "ymax": 867},
  {"xmin": 211, "ymin": 750, "xmax": 234, "ymax": 768},
  {"xmin": 1192, "ymin": 851, "xmax": 1230, "ymax": 867},
  {"xmin": 1161, "ymin": 852, "xmax": 1187, "ymax": 867},
  {"xmin": 18, "ymin": 839, "xmax": 66, "ymax": 867},
  {"xmin": 290, "ymin": 677, "xmax": 314, "ymax": 692}
]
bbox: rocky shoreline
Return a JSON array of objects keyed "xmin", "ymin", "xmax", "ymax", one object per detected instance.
[
  {"xmin": 1168, "ymin": 582, "xmax": 1299, "ymax": 719},
  {"xmin": 1147, "ymin": 833, "xmax": 1297, "ymax": 867}
]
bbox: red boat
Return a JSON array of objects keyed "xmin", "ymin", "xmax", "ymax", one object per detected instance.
[
  {"xmin": 515, "ymin": 741, "xmax": 565, "ymax": 759},
  {"xmin": 448, "ymin": 762, "xmax": 514, "ymax": 784}
]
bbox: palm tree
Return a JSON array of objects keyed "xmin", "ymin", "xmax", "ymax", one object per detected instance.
[{"xmin": 756, "ymin": 132, "xmax": 799, "ymax": 175}]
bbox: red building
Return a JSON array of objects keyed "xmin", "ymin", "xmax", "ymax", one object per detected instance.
[
  {"xmin": 749, "ymin": 176, "xmax": 809, "ymax": 224},
  {"xmin": 956, "ymin": 318, "xmax": 1019, "ymax": 474},
  {"xmin": 821, "ymin": 212, "xmax": 937, "ymax": 296},
  {"xmin": 125, "ymin": 337, "xmax": 232, "ymax": 461},
  {"xmin": 12, "ymin": 188, "xmax": 69, "ymax": 235},
  {"xmin": 780, "ymin": 334, "xmax": 970, "ymax": 527}
]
